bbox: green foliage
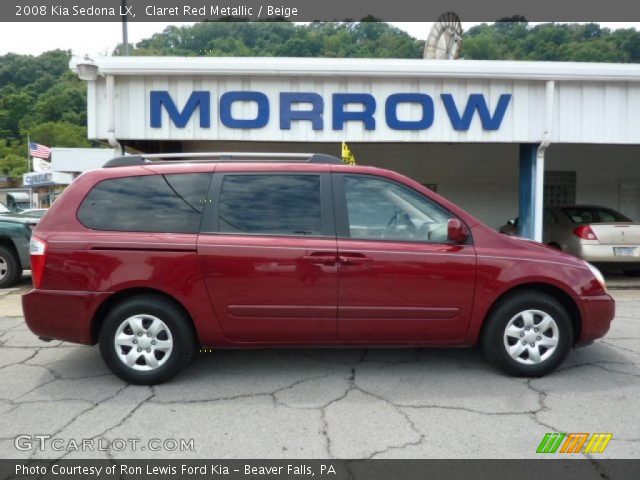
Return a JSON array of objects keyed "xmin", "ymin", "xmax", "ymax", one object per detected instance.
[
  {"xmin": 0, "ymin": 153, "xmax": 28, "ymax": 178},
  {"xmin": 120, "ymin": 19, "xmax": 424, "ymax": 58},
  {"xmin": 0, "ymin": 50, "xmax": 90, "ymax": 179},
  {"xmin": 463, "ymin": 22, "xmax": 640, "ymax": 62},
  {"xmin": 0, "ymin": 140, "xmax": 28, "ymax": 178},
  {"xmin": 28, "ymin": 122, "xmax": 91, "ymax": 148},
  {"xmin": 120, "ymin": 19, "xmax": 640, "ymax": 63}
]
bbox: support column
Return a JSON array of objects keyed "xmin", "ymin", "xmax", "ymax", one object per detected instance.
[{"xmin": 519, "ymin": 143, "xmax": 539, "ymax": 240}]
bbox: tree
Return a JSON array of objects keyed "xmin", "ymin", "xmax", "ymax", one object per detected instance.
[
  {"xmin": 27, "ymin": 122, "xmax": 91, "ymax": 148},
  {"xmin": 121, "ymin": 19, "xmax": 423, "ymax": 59},
  {"xmin": 0, "ymin": 153, "xmax": 28, "ymax": 178},
  {"xmin": 463, "ymin": 22, "xmax": 640, "ymax": 62}
]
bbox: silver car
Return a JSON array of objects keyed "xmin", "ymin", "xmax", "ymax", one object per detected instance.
[{"xmin": 500, "ymin": 205, "xmax": 640, "ymax": 275}]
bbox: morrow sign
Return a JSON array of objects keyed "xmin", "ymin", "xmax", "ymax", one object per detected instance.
[{"xmin": 150, "ymin": 91, "xmax": 512, "ymax": 132}]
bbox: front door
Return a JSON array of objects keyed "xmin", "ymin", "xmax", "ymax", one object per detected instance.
[
  {"xmin": 334, "ymin": 174, "xmax": 477, "ymax": 342},
  {"xmin": 198, "ymin": 171, "xmax": 337, "ymax": 343}
]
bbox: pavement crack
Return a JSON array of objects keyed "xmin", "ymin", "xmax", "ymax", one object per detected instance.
[
  {"xmin": 54, "ymin": 385, "xmax": 154, "ymax": 461},
  {"xmin": 27, "ymin": 383, "xmax": 132, "ymax": 460},
  {"xmin": 589, "ymin": 363, "xmax": 640, "ymax": 379},
  {"xmin": 599, "ymin": 340, "xmax": 640, "ymax": 356},
  {"xmin": 0, "ymin": 347, "xmax": 40, "ymax": 371},
  {"xmin": 524, "ymin": 378, "xmax": 560, "ymax": 433}
]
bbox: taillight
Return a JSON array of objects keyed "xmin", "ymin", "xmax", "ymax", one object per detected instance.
[
  {"xmin": 29, "ymin": 236, "xmax": 46, "ymax": 289},
  {"xmin": 572, "ymin": 225, "xmax": 598, "ymax": 240}
]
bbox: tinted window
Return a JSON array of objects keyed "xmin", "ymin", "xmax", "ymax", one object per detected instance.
[
  {"xmin": 562, "ymin": 207, "xmax": 630, "ymax": 224},
  {"xmin": 343, "ymin": 175, "xmax": 451, "ymax": 242},
  {"xmin": 219, "ymin": 174, "xmax": 322, "ymax": 236},
  {"xmin": 78, "ymin": 173, "xmax": 211, "ymax": 233}
]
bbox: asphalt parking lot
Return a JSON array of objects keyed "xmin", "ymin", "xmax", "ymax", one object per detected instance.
[{"xmin": 1, "ymin": 275, "xmax": 639, "ymax": 460}]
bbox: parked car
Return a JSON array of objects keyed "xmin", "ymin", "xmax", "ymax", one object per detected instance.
[
  {"xmin": 23, "ymin": 153, "xmax": 614, "ymax": 384},
  {"xmin": 1, "ymin": 192, "xmax": 31, "ymax": 212},
  {"xmin": 0, "ymin": 215, "xmax": 37, "ymax": 288},
  {"xmin": 500, "ymin": 205, "xmax": 640, "ymax": 275}
]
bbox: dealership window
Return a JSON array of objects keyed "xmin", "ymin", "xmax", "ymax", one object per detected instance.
[
  {"xmin": 544, "ymin": 171, "xmax": 576, "ymax": 206},
  {"xmin": 343, "ymin": 175, "xmax": 450, "ymax": 242},
  {"xmin": 218, "ymin": 174, "xmax": 322, "ymax": 236},
  {"xmin": 77, "ymin": 173, "xmax": 211, "ymax": 233}
]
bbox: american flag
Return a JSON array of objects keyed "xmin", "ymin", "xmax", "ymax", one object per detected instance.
[{"xmin": 29, "ymin": 142, "xmax": 51, "ymax": 159}]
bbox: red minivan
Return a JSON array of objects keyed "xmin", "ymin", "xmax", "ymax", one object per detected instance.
[{"xmin": 22, "ymin": 153, "xmax": 614, "ymax": 384}]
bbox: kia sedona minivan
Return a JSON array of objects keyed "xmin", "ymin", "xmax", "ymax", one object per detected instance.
[{"xmin": 22, "ymin": 153, "xmax": 614, "ymax": 384}]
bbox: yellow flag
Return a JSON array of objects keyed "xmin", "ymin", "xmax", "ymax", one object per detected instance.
[{"xmin": 341, "ymin": 141, "xmax": 357, "ymax": 165}]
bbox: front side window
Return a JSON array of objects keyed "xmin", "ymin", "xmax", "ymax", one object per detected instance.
[
  {"xmin": 77, "ymin": 173, "xmax": 211, "ymax": 233},
  {"xmin": 343, "ymin": 175, "xmax": 451, "ymax": 242},
  {"xmin": 219, "ymin": 174, "xmax": 322, "ymax": 236}
]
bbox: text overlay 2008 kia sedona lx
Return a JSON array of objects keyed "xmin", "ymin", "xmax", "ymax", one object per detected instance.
[{"xmin": 22, "ymin": 153, "xmax": 614, "ymax": 384}]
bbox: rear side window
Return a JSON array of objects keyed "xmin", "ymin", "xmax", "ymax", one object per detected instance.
[
  {"xmin": 78, "ymin": 173, "xmax": 211, "ymax": 233},
  {"xmin": 218, "ymin": 174, "xmax": 322, "ymax": 236}
]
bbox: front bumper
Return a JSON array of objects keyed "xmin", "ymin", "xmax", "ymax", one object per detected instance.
[
  {"xmin": 577, "ymin": 293, "xmax": 615, "ymax": 345},
  {"xmin": 22, "ymin": 289, "xmax": 111, "ymax": 345}
]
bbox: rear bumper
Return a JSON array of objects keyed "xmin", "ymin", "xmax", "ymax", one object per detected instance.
[
  {"xmin": 573, "ymin": 244, "xmax": 640, "ymax": 263},
  {"xmin": 22, "ymin": 289, "xmax": 111, "ymax": 345},
  {"xmin": 577, "ymin": 293, "xmax": 615, "ymax": 345}
]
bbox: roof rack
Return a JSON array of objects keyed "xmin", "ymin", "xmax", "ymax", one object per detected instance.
[{"xmin": 103, "ymin": 152, "xmax": 344, "ymax": 168}]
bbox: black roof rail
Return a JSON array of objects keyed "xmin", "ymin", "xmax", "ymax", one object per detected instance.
[
  {"xmin": 103, "ymin": 152, "xmax": 345, "ymax": 168},
  {"xmin": 103, "ymin": 156, "xmax": 145, "ymax": 168}
]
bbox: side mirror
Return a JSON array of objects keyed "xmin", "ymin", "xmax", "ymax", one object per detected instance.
[{"xmin": 447, "ymin": 218, "xmax": 468, "ymax": 243}]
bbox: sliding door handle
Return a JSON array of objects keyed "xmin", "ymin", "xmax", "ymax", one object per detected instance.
[{"xmin": 301, "ymin": 252, "xmax": 338, "ymax": 265}]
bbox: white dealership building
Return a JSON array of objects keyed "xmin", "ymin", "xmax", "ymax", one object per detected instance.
[{"xmin": 73, "ymin": 56, "xmax": 640, "ymax": 239}]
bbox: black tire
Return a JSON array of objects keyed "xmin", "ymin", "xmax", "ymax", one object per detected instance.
[
  {"xmin": 481, "ymin": 291, "xmax": 574, "ymax": 377},
  {"xmin": 0, "ymin": 244, "xmax": 21, "ymax": 289},
  {"xmin": 99, "ymin": 294, "xmax": 196, "ymax": 385}
]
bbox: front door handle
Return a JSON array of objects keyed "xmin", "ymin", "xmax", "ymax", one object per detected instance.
[
  {"xmin": 338, "ymin": 253, "xmax": 374, "ymax": 266},
  {"xmin": 301, "ymin": 252, "xmax": 338, "ymax": 265}
]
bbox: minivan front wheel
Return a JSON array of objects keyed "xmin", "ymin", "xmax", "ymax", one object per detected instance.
[
  {"xmin": 481, "ymin": 291, "xmax": 573, "ymax": 377},
  {"xmin": 99, "ymin": 295, "xmax": 195, "ymax": 385}
]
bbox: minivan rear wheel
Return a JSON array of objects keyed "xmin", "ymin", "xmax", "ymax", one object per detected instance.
[
  {"xmin": 99, "ymin": 295, "xmax": 196, "ymax": 385},
  {"xmin": 481, "ymin": 291, "xmax": 573, "ymax": 377}
]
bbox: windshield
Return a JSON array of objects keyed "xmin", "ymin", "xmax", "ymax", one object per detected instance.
[{"xmin": 562, "ymin": 206, "xmax": 631, "ymax": 224}]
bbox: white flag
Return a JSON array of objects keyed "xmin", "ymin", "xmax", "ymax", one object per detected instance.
[{"xmin": 32, "ymin": 158, "xmax": 51, "ymax": 172}]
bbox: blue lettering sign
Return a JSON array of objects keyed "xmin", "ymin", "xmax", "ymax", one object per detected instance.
[
  {"xmin": 441, "ymin": 93, "xmax": 512, "ymax": 131},
  {"xmin": 385, "ymin": 93, "xmax": 434, "ymax": 130},
  {"xmin": 280, "ymin": 92, "xmax": 324, "ymax": 130},
  {"xmin": 150, "ymin": 91, "xmax": 210, "ymax": 128},
  {"xmin": 149, "ymin": 90, "xmax": 512, "ymax": 132},
  {"xmin": 219, "ymin": 91, "xmax": 270, "ymax": 129},
  {"xmin": 332, "ymin": 94, "xmax": 376, "ymax": 131}
]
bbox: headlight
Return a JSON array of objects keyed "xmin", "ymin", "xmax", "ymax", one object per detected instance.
[{"xmin": 586, "ymin": 262, "xmax": 606, "ymax": 292}]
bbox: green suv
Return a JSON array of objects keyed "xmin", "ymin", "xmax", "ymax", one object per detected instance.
[{"xmin": 0, "ymin": 215, "xmax": 37, "ymax": 288}]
